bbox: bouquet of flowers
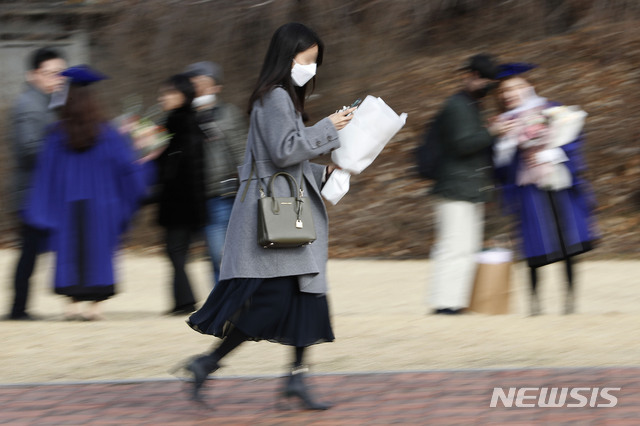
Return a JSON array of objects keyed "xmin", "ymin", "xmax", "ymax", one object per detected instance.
[
  {"xmin": 322, "ymin": 96, "xmax": 407, "ymax": 205},
  {"xmin": 115, "ymin": 96, "xmax": 171, "ymax": 161},
  {"xmin": 513, "ymin": 105, "xmax": 587, "ymax": 190},
  {"xmin": 517, "ymin": 108, "xmax": 549, "ymax": 148},
  {"xmin": 542, "ymin": 105, "xmax": 587, "ymax": 148}
]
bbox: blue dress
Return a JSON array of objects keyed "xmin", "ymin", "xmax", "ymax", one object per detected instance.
[
  {"xmin": 495, "ymin": 124, "xmax": 598, "ymax": 267},
  {"xmin": 22, "ymin": 123, "xmax": 150, "ymax": 300}
]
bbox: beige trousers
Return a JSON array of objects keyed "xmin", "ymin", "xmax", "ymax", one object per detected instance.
[{"xmin": 428, "ymin": 199, "xmax": 484, "ymax": 310}]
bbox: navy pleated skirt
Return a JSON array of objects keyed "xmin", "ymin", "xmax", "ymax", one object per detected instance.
[{"xmin": 187, "ymin": 276, "xmax": 334, "ymax": 347}]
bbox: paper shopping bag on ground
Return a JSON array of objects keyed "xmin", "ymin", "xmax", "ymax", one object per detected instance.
[
  {"xmin": 468, "ymin": 249, "xmax": 512, "ymax": 315},
  {"xmin": 332, "ymin": 96, "xmax": 407, "ymax": 174}
]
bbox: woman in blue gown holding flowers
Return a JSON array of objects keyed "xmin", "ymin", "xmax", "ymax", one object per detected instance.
[{"xmin": 492, "ymin": 63, "xmax": 598, "ymax": 316}]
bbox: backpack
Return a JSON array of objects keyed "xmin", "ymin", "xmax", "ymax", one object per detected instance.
[{"xmin": 416, "ymin": 112, "xmax": 443, "ymax": 180}]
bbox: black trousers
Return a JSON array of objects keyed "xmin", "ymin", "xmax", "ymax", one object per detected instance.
[
  {"xmin": 10, "ymin": 223, "xmax": 47, "ymax": 317},
  {"xmin": 165, "ymin": 226, "xmax": 197, "ymax": 309}
]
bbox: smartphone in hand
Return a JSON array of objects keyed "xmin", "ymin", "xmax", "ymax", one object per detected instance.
[
  {"xmin": 346, "ymin": 98, "xmax": 362, "ymax": 116},
  {"xmin": 336, "ymin": 98, "xmax": 363, "ymax": 115}
]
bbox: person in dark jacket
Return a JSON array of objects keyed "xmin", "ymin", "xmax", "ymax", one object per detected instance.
[
  {"xmin": 156, "ymin": 74, "xmax": 207, "ymax": 315},
  {"xmin": 5, "ymin": 47, "xmax": 67, "ymax": 320},
  {"xmin": 184, "ymin": 61, "xmax": 248, "ymax": 286},
  {"xmin": 427, "ymin": 54, "xmax": 513, "ymax": 314}
]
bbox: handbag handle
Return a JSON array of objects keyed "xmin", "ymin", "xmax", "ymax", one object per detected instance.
[
  {"xmin": 266, "ymin": 172, "xmax": 303, "ymax": 215},
  {"xmin": 268, "ymin": 172, "xmax": 299, "ymax": 198}
]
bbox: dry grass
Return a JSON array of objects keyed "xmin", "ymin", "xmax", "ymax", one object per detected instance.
[{"xmin": 0, "ymin": 0, "xmax": 639, "ymax": 257}]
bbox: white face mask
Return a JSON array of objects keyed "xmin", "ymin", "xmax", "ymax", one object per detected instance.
[
  {"xmin": 291, "ymin": 61, "xmax": 317, "ymax": 87},
  {"xmin": 192, "ymin": 94, "xmax": 216, "ymax": 108}
]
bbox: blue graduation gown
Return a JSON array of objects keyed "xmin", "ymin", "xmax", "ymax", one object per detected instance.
[
  {"xmin": 22, "ymin": 123, "xmax": 150, "ymax": 300},
  {"xmin": 495, "ymin": 128, "xmax": 598, "ymax": 268}
]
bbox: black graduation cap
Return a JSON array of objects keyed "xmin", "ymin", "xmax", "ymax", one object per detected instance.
[
  {"xmin": 496, "ymin": 63, "xmax": 537, "ymax": 79},
  {"xmin": 61, "ymin": 65, "xmax": 108, "ymax": 86}
]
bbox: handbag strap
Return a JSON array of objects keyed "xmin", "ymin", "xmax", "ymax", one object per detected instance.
[
  {"xmin": 240, "ymin": 144, "xmax": 305, "ymax": 202},
  {"xmin": 240, "ymin": 157, "xmax": 261, "ymax": 202}
]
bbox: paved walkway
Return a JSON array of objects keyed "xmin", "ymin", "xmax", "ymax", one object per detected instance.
[{"xmin": 1, "ymin": 367, "xmax": 638, "ymax": 424}]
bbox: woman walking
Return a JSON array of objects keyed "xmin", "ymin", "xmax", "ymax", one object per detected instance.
[{"xmin": 179, "ymin": 22, "xmax": 355, "ymax": 409}]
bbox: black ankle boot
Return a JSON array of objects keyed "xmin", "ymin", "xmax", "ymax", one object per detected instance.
[
  {"xmin": 186, "ymin": 355, "xmax": 220, "ymax": 401},
  {"xmin": 280, "ymin": 365, "xmax": 331, "ymax": 410}
]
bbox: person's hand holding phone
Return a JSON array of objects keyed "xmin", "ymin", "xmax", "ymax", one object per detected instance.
[
  {"xmin": 329, "ymin": 98, "xmax": 361, "ymax": 130},
  {"xmin": 329, "ymin": 109, "xmax": 354, "ymax": 130},
  {"xmin": 345, "ymin": 98, "xmax": 362, "ymax": 116}
]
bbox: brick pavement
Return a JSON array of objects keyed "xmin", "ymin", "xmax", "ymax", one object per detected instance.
[{"xmin": 1, "ymin": 367, "xmax": 638, "ymax": 425}]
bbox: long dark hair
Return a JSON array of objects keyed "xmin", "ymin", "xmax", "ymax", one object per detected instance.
[
  {"xmin": 60, "ymin": 85, "xmax": 104, "ymax": 151},
  {"xmin": 248, "ymin": 22, "xmax": 324, "ymax": 121},
  {"xmin": 163, "ymin": 73, "xmax": 196, "ymax": 109}
]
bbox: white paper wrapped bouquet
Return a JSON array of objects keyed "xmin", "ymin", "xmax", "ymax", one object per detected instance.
[
  {"xmin": 541, "ymin": 105, "xmax": 587, "ymax": 148},
  {"xmin": 321, "ymin": 96, "xmax": 407, "ymax": 205},
  {"xmin": 515, "ymin": 105, "xmax": 587, "ymax": 191}
]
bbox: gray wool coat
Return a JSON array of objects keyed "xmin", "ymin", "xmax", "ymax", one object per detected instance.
[{"xmin": 219, "ymin": 87, "xmax": 340, "ymax": 294}]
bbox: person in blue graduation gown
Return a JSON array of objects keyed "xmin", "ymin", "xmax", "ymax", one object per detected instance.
[
  {"xmin": 22, "ymin": 65, "xmax": 152, "ymax": 320},
  {"xmin": 492, "ymin": 63, "xmax": 598, "ymax": 316}
]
